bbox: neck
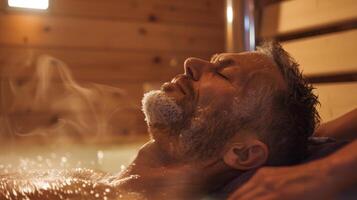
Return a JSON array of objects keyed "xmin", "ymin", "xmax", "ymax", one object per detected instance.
[{"xmin": 114, "ymin": 140, "xmax": 241, "ymax": 199}]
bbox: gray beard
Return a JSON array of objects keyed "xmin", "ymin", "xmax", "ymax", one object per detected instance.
[
  {"xmin": 178, "ymin": 108, "xmax": 237, "ymax": 161},
  {"xmin": 142, "ymin": 90, "xmax": 238, "ymax": 162},
  {"xmin": 141, "ymin": 90, "xmax": 183, "ymax": 127}
]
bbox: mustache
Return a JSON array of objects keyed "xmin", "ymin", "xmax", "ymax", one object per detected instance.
[{"xmin": 170, "ymin": 74, "xmax": 195, "ymax": 98}]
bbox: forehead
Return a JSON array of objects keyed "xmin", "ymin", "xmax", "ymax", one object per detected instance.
[
  {"xmin": 213, "ymin": 51, "xmax": 286, "ymax": 90},
  {"xmin": 212, "ymin": 51, "xmax": 276, "ymax": 70}
]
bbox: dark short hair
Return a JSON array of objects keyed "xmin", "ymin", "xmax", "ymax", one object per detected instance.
[{"xmin": 257, "ymin": 41, "xmax": 320, "ymax": 165}]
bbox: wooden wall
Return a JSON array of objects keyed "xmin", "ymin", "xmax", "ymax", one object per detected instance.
[
  {"xmin": 259, "ymin": 0, "xmax": 357, "ymax": 122},
  {"xmin": 0, "ymin": 0, "xmax": 225, "ymax": 137}
]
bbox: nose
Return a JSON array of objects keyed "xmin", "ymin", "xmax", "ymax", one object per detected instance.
[{"xmin": 184, "ymin": 57, "xmax": 212, "ymax": 81}]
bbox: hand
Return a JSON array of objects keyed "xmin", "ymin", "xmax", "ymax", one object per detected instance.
[
  {"xmin": 313, "ymin": 122, "xmax": 328, "ymax": 137},
  {"xmin": 313, "ymin": 108, "xmax": 357, "ymax": 140},
  {"xmin": 228, "ymin": 162, "xmax": 338, "ymax": 200}
]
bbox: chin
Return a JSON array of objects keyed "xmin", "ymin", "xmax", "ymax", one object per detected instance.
[{"xmin": 141, "ymin": 90, "xmax": 184, "ymax": 127}]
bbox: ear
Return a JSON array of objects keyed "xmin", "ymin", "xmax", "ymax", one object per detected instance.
[{"xmin": 223, "ymin": 140, "xmax": 268, "ymax": 170}]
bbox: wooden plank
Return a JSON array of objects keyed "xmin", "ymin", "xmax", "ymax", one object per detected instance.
[
  {"xmin": 0, "ymin": 75, "xmax": 148, "ymax": 111},
  {"xmin": 0, "ymin": 47, "xmax": 211, "ymax": 106},
  {"xmin": 282, "ymin": 29, "xmax": 357, "ymax": 76},
  {"xmin": 261, "ymin": 0, "xmax": 357, "ymax": 37},
  {"xmin": 148, "ymin": 0, "xmax": 224, "ymax": 12},
  {"xmin": 0, "ymin": 75, "xmax": 148, "ymax": 107},
  {"xmin": 1, "ymin": 0, "xmax": 224, "ymax": 26},
  {"xmin": 1, "ymin": 81, "xmax": 144, "ymax": 113},
  {"xmin": 0, "ymin": 13, "xmax": 224, "ymax": 52},
  {"xmin": 314, "ymin": 82, "xmax": 357, "ymax": 122},
  {"xmin": 1, "ymin": 82, "xmax": 146, "ymax": 135},
  {"xmin": 0, "ymin": 0, "xmax": 4, "ymax": 10},
  {"xmin": 0, "ymin": 62, "xmax": 159, "ymax": 135},
  {"xmin": 0, "ymin": 47, "xmax": 210, "ymax": 105},
  {"xmin": 0, "ymin": 80, "xmax": 160, "ymax": 113},
  {"xmin": 3, "ymin": 109, "xmax": 146, "ymax": 135},
  {"xmin": 2, "ymin": 89, "xmax": 147, "ymax": 135},
  {"xmin": 306, "ymin": 73, "xmax": 357, "ymax": 84},
  {"xmin": 0, "ymin": 0, "xmax": 217, "ymax": 13},
  {"xmin": 256, "ymin": 0, "xmax": 286, "ymax": 8},
  {"xmin": 0, "ymin": 47, "xmax": 213, "ymax": 83},
  {"xmin": 3, "ymin": 110, "xmax": 147, "ymax": 135}
]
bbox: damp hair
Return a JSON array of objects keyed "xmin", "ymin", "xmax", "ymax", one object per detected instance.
[{"xmin": 256, "ymin": 41, "xmax": 320, "ymax": 165}]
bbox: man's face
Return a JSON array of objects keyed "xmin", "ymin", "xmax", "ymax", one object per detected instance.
[{"xmin": 142, "ymin": 51, "xmax": 284, "ymax": 161}]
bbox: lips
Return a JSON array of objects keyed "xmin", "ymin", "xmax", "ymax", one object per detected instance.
[
  {"xmin": 174, "ymin": 81, "xmax": 186, "ymax": 95},
  {"xmin": 172, "ymin": 75, "xmax": 192, "ymax": 96},
  {"xmin": 162, "ymin": 75, "xmax": 192, "ymax": 97}
]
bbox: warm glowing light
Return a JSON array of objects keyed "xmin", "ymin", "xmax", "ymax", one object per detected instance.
[
  {"xmin": 226, "ymin": 5, "xmax": 233, "ymax": 23},
  {"xmin": 8, "ymin": 0, "xmax": 49, "ymax": 10}
]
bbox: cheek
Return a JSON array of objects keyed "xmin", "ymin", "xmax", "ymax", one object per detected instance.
[{"xmin": 196, "ymin": 79, "xmax": 236, "ymax": 109}]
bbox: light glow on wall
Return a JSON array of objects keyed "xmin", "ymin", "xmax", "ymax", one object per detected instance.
[
  {"xmin": 226, "ymin": 5, "xmax": 233, "ymax": 23},
  {"xmin": 8, "ymin": 0, "xmax": 49, "ymax": 10}
]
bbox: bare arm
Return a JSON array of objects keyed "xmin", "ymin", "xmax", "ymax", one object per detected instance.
[
  {"xmin": 324, "ymin": 139, "xmax": 357, "ymax": 193},
  {"xmin": 315, "ymin": 108, "xmax": 357, "ymax": 140},
  {"xmin": 228, "ymin": 140, "xmax": 357, "ymax": 200}
]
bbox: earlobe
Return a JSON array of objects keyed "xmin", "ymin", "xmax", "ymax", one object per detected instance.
[{"xmin": 223, "ymin": 140, "xmax": 268, "ymax": 170}]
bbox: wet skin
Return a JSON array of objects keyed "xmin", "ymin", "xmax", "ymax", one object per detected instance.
[
  {"xmin": 0, "ymin": 52, "xmax": 286, "ymax": 200},
  {"xmin": 151, "ymin": 51, "xmax": 285, "ymax": 158},
  {"xmin": 162, "ymin": 51, "xmax": 285, "ymax": 120}
]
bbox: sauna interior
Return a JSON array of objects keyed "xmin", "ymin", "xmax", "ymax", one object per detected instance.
[{"xmin": 0, "ymin": 0, "xmax": 356, "ymax": 179}]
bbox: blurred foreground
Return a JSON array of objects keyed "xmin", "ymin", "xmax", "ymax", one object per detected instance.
[{"xmin": 0, "ymin": 137, "xmax": 147, "ymax": 174}]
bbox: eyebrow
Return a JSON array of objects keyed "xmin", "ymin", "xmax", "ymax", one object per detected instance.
[
  {"xmin": 215, "ymin": 58, "xmax": 235, "ymax": 69},
  {"xmin": 210, "ymin": 54, "xmax": 219, "ymax": 62}
]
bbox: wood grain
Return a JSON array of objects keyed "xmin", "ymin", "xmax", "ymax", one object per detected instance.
[
  {"xmin": 0, "ymin": 47, "xmax": 213, "ymax": 107},
  {"xmin": 0, "ymin": 13, "xmax": 224, "ymax": 52},
  {"xmin": 282, "ymin": 29, "xmax": 357, "ymax": 76},
  {"xmin": 51, "ymin": 0, "xmax": 224, "ymax": 26},
  {"xmin": 0, "ymin": 0, "xmax": 224, "ymax": 26},
  {"xmin": 261, "ymin": 0, "xmax": 357, "ymax": 38},
  {"xmin": 0, "ymin": 0, "xmax": 4, "ymax": 10},
  {"xmin": 0, "ymin": 0, "xmax": 225, "ymax": 136},
  {"xmin": 0, "ymin": 47, "xmax": 213, "ymax": 82},
  {"xmin": 314, "ymin": 82, "xmax": 357, "ymax": 122}
]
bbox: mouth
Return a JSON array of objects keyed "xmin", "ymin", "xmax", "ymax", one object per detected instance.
[
  {"xmin": 161, "ymin": 75, "xmax": 192, "ymax": 97},
  {"xmin": 173, "ymin": 80, "xmax": 187, "ymax": 95}
]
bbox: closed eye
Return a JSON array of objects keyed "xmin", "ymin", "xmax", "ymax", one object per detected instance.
[
  {"xmin": 216, "ymin": 70, "xmax": 229, "ymax": 80},
  {"xmin": 214, "ymin": 58, "xmax": 235, "ymax": 81},
  {"xmin": 216, "ymin": 59, "xmax": 235, "ymax": 68}
]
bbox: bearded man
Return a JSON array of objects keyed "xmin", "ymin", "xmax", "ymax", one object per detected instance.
[
  {"xmin": 120, "ymin": 41, "xmax": 356, "ymax": 200},
  {"xmin": 1, "ymin": 42, "xmax": 356, "ymax": 200}
]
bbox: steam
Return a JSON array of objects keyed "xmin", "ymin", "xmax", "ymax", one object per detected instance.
[{"xmin": 0, "ymin": 53, "xmax": 139, "ymax": 141}]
